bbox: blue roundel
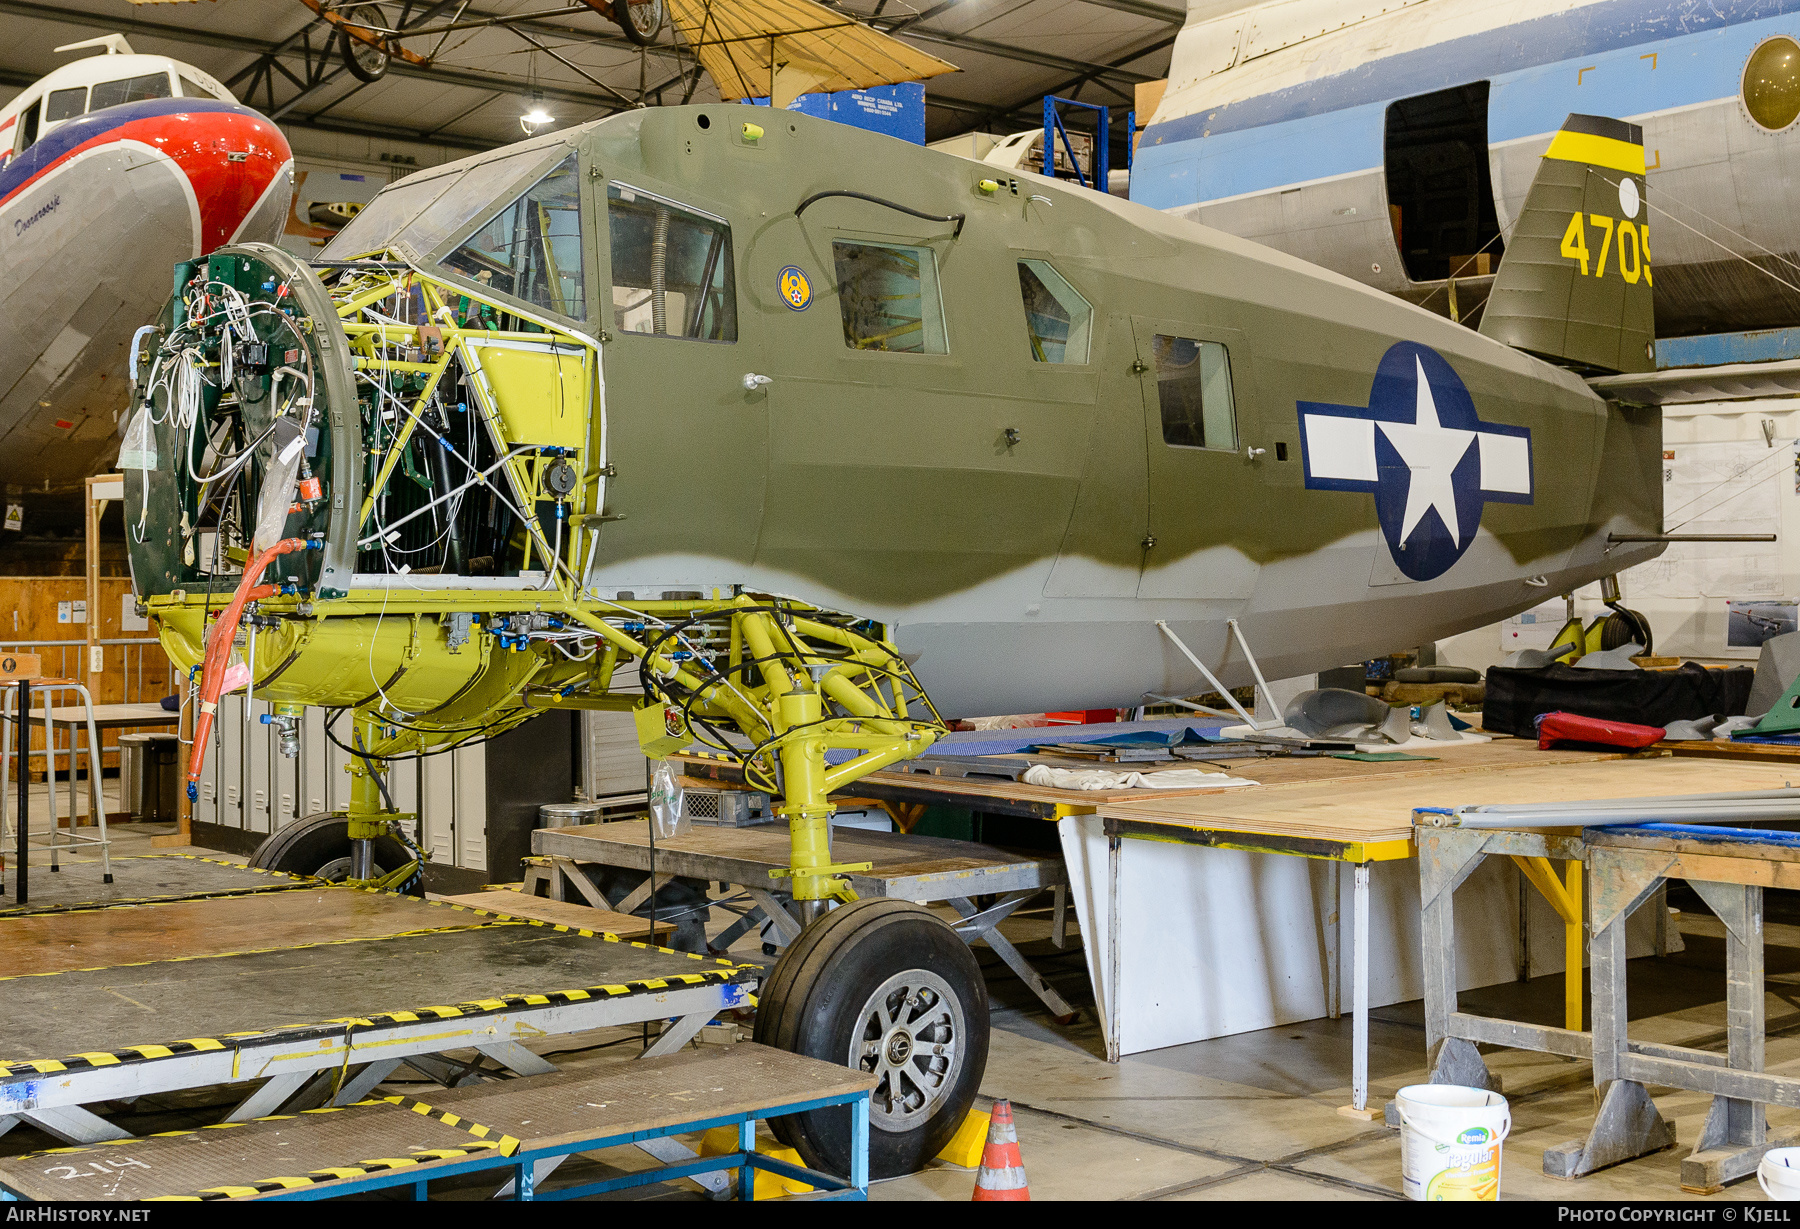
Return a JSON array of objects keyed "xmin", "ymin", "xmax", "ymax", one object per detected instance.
[{"xmin": 1298, "ymin": 341, "xmax": 1533, "ymax": 583}]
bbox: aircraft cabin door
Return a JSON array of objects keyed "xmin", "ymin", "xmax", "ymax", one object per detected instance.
[
  {"xmin": 1131, "ymin": 317, "xmax": 1264, "ymax": 600},
  {"xmin": 585, "ymin": 180, "xmax": 768, "ymax": 586}
]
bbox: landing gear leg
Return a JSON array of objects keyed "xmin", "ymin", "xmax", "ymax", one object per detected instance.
[{"xmin": 753, "ymin": 661, "xmax": 987, "ymax": 1180}]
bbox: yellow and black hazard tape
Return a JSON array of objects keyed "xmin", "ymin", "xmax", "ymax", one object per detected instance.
[
  {"xmin": 0, "ymin": 854, "xmax": 315, "ymax": 918},
  {"xmin": 10, "ymin": 1101, "xmax": 391, "ymax": 1159},
  {"xmin": 367, "ymin": 884, "xmax": 744, "ymax": 966},
  {"xmin": 9, "ymin": 1098, "xmax": 519, "ymax": 1201},
  {"xmin": 0, "ymin": 955, "xmax": 755, "ymax": 1079}
]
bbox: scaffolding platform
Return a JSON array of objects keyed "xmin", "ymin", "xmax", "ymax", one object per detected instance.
[
  {"xmin": 0, "ymin": 853, "xmax": 311, "ymax": 917},
  {"xmin": 0, "ymin": 887, "xmax": 756, "ymax": 1146},
  {"xmin": 0, "ymin": 1045, "xmax": 871, "ymax": 1201},
  {"xmin": 533, "ymin": 820, "xmax": 1075, "ymax": 1021}
]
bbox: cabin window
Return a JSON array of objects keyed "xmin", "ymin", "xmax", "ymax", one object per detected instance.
[
  {"xmin": 44, "ymin": 88, "xmax": 85, "ymax": 122},
  {"xmin": 1017, "ymin": 259, "xmax": 1091, "ymax": 364},
  {"xmin": 1153, "ymin": 335, "xmax": 1236, "ymax": 451},
  {"xmin": 89, "ymin": 73, "xmax": 173, "ymax": 111},
  {"xmin": 444, "ymin": 153, "xmax": 586, "ymax": 320},
  {"xmin": 833, "ymin": 240, "xmax": 947, "ymax": 354},
  {"xmin": 607, "ymin": 183, "xmax": 736, "ymax": 341}
]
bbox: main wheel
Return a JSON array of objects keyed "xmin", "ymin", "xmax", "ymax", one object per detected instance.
[
  {"xmin": 613, "ymin": 0, "xmax": 665, "ymax": 45},
  {"xmin": 338, "ymin": 20, "xmax": 390, "ymax": 83},
  {"xmin": 250, "ymin": 814, "xmax": 418, "ymax": 893},
  {"xmin": 754, "ymin": 898, "xmax": 988, "ymax": 1179}
]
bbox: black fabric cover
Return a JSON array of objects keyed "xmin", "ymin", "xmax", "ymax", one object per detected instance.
[{"xmin": 1482, "ymin": 662, "xmax": 1755, "ymax": 736}]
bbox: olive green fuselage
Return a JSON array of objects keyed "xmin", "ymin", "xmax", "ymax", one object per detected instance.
[
  {"xmin": 575, "ymin": 107, "xmax": 1659, "ymax": 711},
  {"xmin": 140, "ymin": 104, "xmax": 1663, "ymax": 720}
]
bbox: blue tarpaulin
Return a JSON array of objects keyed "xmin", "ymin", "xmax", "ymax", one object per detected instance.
[{"xmin": 750, "ymin": 82, "xmax": 926, "ymax": 143}]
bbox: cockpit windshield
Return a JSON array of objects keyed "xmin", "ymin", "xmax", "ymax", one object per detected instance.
[
  {"xmin": 321, "ymin": 145, "xmax": 567, "ymax": 265},
  {"xmin": 442, "ymin": 153, "xmax": 585, "ymax": 320}
]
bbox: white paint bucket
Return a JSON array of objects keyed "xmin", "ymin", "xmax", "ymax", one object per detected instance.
[
  {"xmin": 1396, "ymin": 1083, "xmax": 1511, "ymax": 1201},
  {"xmin": 1759, "ymin": 1148, "xmax": 1800, "ymax": 1199}
]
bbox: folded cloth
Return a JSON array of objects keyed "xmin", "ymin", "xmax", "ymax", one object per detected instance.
[
  {"xmin": 1536, "ymin": 710, "xmax": 1664, "ymax": 750},
  {"xmin": 1022, "ymin": 765, "xmax": 1258, "ymax": 791}
]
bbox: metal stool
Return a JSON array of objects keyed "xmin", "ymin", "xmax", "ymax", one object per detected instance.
[{"xmin": 1, "ymin": 678, "xmax": 111, "ymax": 888}]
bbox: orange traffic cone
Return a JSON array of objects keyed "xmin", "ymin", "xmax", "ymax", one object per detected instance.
[{"xmin": 971, "ymin": 1099, "xmax": 1030, "ymax": 1200}]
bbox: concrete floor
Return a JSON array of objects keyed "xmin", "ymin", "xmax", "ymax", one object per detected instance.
[{"xmin": 8, "ymin": 822, "xmax": 1798, "ymax": 1201}]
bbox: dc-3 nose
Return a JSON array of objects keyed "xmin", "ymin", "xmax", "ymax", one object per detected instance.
[{"xmin": 0, "ymin": 98, "xmax": 293, "ymax": 249}]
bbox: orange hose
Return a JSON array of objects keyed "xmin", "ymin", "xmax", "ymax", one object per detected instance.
[{"xmin": 186, "ymin": 537, "xmax": 309, "ymax": 795}]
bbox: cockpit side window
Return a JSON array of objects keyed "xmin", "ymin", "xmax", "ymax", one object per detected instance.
[
  {"xmin": 44, "ymin": 88, "xmax": 86, "ymax": 123},
  {"xmin": 1154, "ymin": 335, "xmax": 1237, "ymax": 451},
  {"xmin": 89, "ymin": 73, "xmax": 172, "ymax": 112},
  {"xmin": 16, "ymin": 100, "xmax": 41, "ymax": 154},
  {"xmin": 178, "ymin": 76, "xmax": 217, "ymax": 101},
  {"xmin": 1017, "ymin": 259, "xmax": 1091, "ymax": 364},
  {"xmin": 833, "ymin": 240, "xmax": 948, "ymax": 354},
  {"xmin": 606, "ymin": 184, "xmax": 736, "ymax": 341},
  {"xmin": 443, "ymin": 153, "xmax": 586, "ymax": 320}
]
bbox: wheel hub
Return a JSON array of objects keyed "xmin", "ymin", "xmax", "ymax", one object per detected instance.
[{"xmin": 851, "ymin": 970, "xmax": 964, "ymax": 1132}]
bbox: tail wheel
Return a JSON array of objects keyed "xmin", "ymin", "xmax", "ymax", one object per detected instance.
[
  {"xmin": 754, "ymin": 898, "xmax": 988, "ymax": 1179},
  {"xmin": 1602, "ymin": 606, "xmax": 1654, "ymax": 655},
  {"xmin": 250, "ymin": 813, "xmax": 419, "ymax": 894}
]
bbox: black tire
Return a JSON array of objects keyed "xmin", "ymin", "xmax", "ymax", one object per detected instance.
[
  {"xmin": 614, "ymin": 0, "xmax": 665, "ymax": 45},
  {"xmin": 250, "ymin": 813, "xmax": 417, "ymax": 893},
  {"xmin": 1602, "ymin": 606, "xmax": 1654, "ymax": 656},
  {"xmin": 339, "ymin": 28, "xmax": 390, "ymax": 83},
  {"xmin": 754, "ymin": 899, "xmax": 988, "ymax": 1179}
]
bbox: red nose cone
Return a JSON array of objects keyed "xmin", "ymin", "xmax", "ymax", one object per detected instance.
[{"xmin": 155, "ymin": 106, "xmax": 294, "ymax": 250}]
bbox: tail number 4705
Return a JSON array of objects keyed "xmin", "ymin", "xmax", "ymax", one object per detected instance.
[{"xmin": 1561, "ymin": 213, "xmax": 1651, "ymax": 284}]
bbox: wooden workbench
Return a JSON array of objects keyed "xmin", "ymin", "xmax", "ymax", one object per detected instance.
[
  {"xmin": 676, "ymin": 736, "xmax": 1628, "ymax": 821},
  {"xmin": 1071, "ymin": 748, "xmax": 1796, "ymax": 1092}
]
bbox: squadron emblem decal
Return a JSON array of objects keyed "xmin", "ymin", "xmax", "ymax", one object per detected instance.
[
  {"xmin": 1298, "ymin": 341, "xmax": 1532, "ymax": 582},
  {"xmin": 779, "ymin": 265, "xmax": 812, "ymax": 311}
]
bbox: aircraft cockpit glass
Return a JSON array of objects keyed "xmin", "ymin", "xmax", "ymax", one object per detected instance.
[
  {"xmin": 1154, "ymin": 336, "xmax": 1237, "ymax": 452},
  {"xmin": 44, "ymin": 88, "xmax": 85, "ymax": 123},
  {"xmin": 1743, "ymin": 36, "xmax": 1800, "ymax": 131},
  {"xmin": 322, "ymin": 169, "xmax": 462, "ymax": 260},
  {"xmin": 324, "ymin": 149, "xmax": 558, "ymax": 264},
  {"xmin": 178, "ymin": 76, "xmax": 220, "ymax": 101},
  {"xmin": 1017, "ymin": 259, "xmax": 1090, "ymax": 364},
  {"xmin": 88, "ymin": 73, "xmax": 172, "ymax": 111},
  {"xmin": 606, "ymin": 184, "xmax": 737, "ymax": 341},
  {"xmin": 442, "ymin": 153, "xmax": 586, "ymax": 320},
  {"xmin": 832, "ymin": 240, "xmax": 947, "ymax": 354}
]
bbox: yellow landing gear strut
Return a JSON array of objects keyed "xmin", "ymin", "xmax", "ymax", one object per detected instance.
[
  {"xmin": 628, "ymin": 596, "xmax": 945, "ymax": 907},
  {"xmin": 343, "ymin": 711, "xmax": 422, "ymax": 892}
]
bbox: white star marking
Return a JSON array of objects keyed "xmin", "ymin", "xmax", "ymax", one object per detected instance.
[{"xmin": 1378, "ymin": 357, "xmax": 1476, "ymax": 545}]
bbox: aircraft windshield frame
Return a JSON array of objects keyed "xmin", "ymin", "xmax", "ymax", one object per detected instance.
[{"xmin": 321, "ymin": 144, "xmax": 571, "ymax": 273}]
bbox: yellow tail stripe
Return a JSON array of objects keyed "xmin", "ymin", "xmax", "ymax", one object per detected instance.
[{"xmin": 1545, "ymin": 129, "xmax": 1645, "ymax": 175}]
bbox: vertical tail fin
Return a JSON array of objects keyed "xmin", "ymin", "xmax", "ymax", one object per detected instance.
[{"xmin": 1479, "ymin": 114, "xmax": 1655, "ymax": 374}]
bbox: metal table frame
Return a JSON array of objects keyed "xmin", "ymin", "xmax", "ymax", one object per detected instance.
[
  {"xmin": 241, "ymin": 1091, "xmax": 871, "ymax": 1202},
  {"xmin": 1572, "ymin": 825, "xmax": 1800, "ymax": 1193},
  {"xmin": 1416, "ymin": 825, "xmax": 1592, "ymax": 1093},
  {"xmin": 1102, "ymin": 816, "xmax": 1414, "ymax": 1116},
  {"xmin": 533, "ymin": 822, "xmax": 1078, "ymax": 1023},
  {"xmin": 0, "ymin": 969, "xmax": 750, "ymax": 1148}
]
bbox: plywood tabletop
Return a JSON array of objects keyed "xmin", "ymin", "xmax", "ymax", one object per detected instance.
[
  {"xmin": 1098, "ymin": 756, "xmax": 1800, "ymax": 844},
  {"xmin": 434, "ymin": 889, "xmax": 670, "ymax": 941}
]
